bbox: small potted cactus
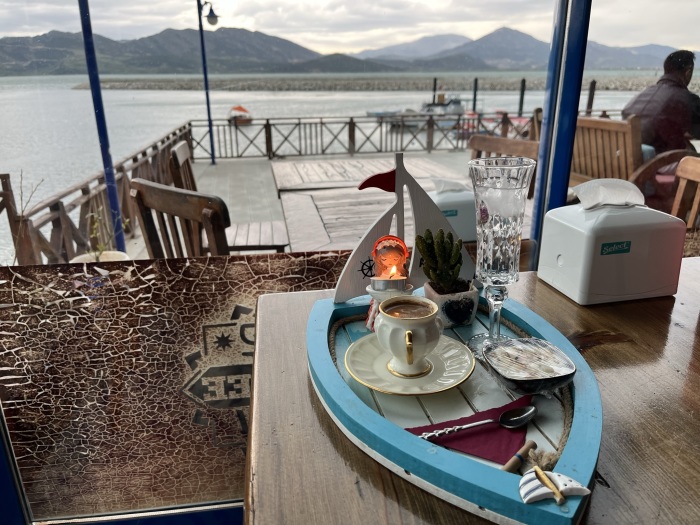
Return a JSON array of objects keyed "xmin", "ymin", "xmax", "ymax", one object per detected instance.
[{"xmin": 415, "ymin": 228, "xmax": 478, "ymax": 327}]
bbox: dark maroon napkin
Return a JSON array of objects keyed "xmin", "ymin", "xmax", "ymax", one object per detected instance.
[{"xmin": 405, "ymin": 395, "xmax": 533, "ymax": 464}]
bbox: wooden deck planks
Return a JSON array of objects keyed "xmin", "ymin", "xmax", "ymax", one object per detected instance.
[
  {"xmin": 225, "ymin": 220, "xmax": 289, "ymax": 252},
  {"xmin": 280, "ymin": 193, "xmax": 331, "ymax": 250}
]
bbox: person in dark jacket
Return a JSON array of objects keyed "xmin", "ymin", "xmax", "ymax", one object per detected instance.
[{"xmin": 622, "ymin": 50, "xmax": 700, "ymax": 154}]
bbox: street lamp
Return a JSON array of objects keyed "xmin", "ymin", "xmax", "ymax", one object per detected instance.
[{"xmin": 196, "ymin": 0, "xmax": 218, "ymax": 165}]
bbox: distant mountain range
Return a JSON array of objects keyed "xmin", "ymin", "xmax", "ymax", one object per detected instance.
[
  {"xmin": 353, "ymin": 34, "xmax": 473, "ymax": 60},
  {"xmin": 0, "ymin": 26, "xmax": 686, "ymax": 76}
]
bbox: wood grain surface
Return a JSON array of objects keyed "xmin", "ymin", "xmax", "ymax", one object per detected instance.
[{"xmin": 247, "ymin": 258, "xmax": 700, "ymax": 525}]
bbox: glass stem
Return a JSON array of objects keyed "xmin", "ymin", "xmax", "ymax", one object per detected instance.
[{"xmin": 486, "ymin": 285, "xmax": 508, "ymax": 339}]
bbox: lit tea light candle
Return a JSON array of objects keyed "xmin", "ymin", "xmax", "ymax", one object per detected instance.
[{"xmin": 371, "ymin": 265, "xmax": 407, "ymax": 291}]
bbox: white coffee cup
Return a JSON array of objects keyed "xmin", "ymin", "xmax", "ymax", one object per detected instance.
[{"xmin": 374, "ymin": 296, "xmax": 444, "ymax": 378}]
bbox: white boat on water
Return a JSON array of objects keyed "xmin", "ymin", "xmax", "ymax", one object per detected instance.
[
  {"xmin": 368, "ymin": 93, "xmax": 470, "ymax": 129},
  {"xmin": 420, "ymin": 93, "xmax": 469, "ymax": 116}
]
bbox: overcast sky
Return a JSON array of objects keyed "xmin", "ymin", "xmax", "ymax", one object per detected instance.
[{"xmin": 3, "ymin": 0, "xmax": 699, "ymax": 55}]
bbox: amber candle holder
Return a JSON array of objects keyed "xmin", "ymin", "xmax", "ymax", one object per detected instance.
[{"xmin": 366, "ymin": 235, "xmax": 412, "ymax": 330}]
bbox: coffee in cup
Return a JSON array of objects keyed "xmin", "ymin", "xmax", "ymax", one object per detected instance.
[{"xmin": 383, "ymin": 300, "xmax": 434, "ymax": 319}]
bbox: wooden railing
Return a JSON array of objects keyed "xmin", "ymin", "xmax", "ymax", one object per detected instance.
[
  {"xmin": 190, "ymin": 111, "xmax": 541, "ymax": 161},
  {"xmin": 3, "ymin": 123, "xmax": 192, "ymax": 265}
]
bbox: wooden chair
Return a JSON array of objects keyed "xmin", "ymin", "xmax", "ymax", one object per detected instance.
[
  {"xmin": 671, "ymin": 156, "xmax": 700, "ymax": 229},
  {"xmin": 130, "ymin": 178, "xmax": 230, "ymax": 258},
  {"xmin": 464, "ymin": 239, "xmax": 538, "ymax": 272},
  {"xmin": 169, "ymin": 140, "xmax": 197, "ymax": 191},
  {"xmin": 468, "ymin": 134, "xmax": 540, "ymax": 198},
  {"xmin": 168, "ymin": 141, "xmax": 289, "ymax": 253},
  {"xmin": 530, "ymin": 107, "xmax": 543, "ymax": 141}
]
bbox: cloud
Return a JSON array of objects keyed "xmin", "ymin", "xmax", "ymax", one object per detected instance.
[
  {"xmin": 587, "ymin": 0, "xmax": 700, "ymax": 50},
  {"xmin": 0, "ymin": 0, "xmax": 698, "ymax": 55}
]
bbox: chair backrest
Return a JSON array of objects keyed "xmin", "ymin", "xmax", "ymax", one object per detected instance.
[
  {"xmin": 464, "ymin": 239, "xmax": 538, "ymax": 272},
  {"xmin": 468, "ymin": 135, "xmax": 540, "ymax": 198},
  {"xmin": 671, "ymin": 156, "xmax": 700, "ymax": 229},
  {"xmin": 169, "ymin": 141, "xmax": 197, "ymax": 192},
  {"xmin": 571, "ymin": 115, "xmax": 643, "ymax": 181},
  {"xmin": 468, "ymin": 135, "xmax": 540, "ymax": 160},
  {"xmin": 1, "ymin": 174, "xmax": 20, "ymax": 241},
  {"xmin": 530, "ymin": 108, "xmax": 543, "ymax": 141},
  {"xmin": 130, "ymin": 178, "xmax": 231, "ymax": 258}
]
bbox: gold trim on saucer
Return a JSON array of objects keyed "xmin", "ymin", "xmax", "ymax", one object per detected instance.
[{"xmin": 387, "ymin": 359, "xmax": 432, "ymax": 378}]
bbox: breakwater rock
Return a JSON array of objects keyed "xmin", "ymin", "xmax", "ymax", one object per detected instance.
[{"xmin": 73, "ymin": 74, "xmax": 698, "ymax": 93}]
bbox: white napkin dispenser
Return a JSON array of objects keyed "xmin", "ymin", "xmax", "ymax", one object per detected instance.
[
  {"xmin": 537, "ymin": 204, "xmax": 685, "ymax": 305},
  {"xmin": 428, "ymin": 180, "xmax": 476, "ymax": 242}
]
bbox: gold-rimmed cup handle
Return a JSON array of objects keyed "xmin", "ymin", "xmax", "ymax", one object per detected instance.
[{"xmin": 406, "ymin": 330, "xmax": 413, "ymax": 365}]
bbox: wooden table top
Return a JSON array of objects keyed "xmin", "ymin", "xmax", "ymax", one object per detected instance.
[
  {"xmin": 246, "ymin": 257, "xmax": 700, "ymax": 524},
  {"xmin": 0, "ymin": 253, "xmax": 351, "ymax": 521}
]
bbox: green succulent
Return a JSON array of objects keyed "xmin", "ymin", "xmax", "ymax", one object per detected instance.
[{"xmin": 415, "ymin": 228, "xmax": 470, "ymax": 294}]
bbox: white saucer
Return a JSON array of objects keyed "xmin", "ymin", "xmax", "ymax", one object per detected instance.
[{"xmin": 344, "ymin": 334, "xmax": 475, "ymax": 395}]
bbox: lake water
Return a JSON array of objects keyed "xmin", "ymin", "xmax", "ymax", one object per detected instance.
[{"xmin": 0, "ymin": 73, "xmax": 640, "ymax": 264}]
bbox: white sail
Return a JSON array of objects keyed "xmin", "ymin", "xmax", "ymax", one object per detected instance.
[{"xmin": 334, "ymin": 153, "xmax": 476, "ymax": 303}]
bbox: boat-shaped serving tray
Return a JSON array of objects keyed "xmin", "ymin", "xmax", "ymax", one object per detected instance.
[{"xmin": 307, "ymin": 293, "xmax": 602, "ymax": 525}]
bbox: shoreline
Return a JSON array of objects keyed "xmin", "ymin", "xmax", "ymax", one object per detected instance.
[{"xmin": 70, "ymin": 74, "xmax": 697, "ymax": 92}]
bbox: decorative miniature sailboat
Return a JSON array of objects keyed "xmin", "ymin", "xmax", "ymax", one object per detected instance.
[{"xmin": 334, "ymin": 152, "xmax": 476, "ymax": 303}]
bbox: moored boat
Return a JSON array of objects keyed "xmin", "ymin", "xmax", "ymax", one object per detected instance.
[
  {"xmin": 228, "ymin": 104, "xmax": 253, "ymax": 125},
  {"xmin": 420, "ymin": 93, "xmax": 469, "ymax": 116},
  {"xmin": 369, "ymin": 94, "xmax": 470, "ymax": 130}
]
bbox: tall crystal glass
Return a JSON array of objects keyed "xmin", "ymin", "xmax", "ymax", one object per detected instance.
[{"xmin": 467, "ymin": 157, "xmax": 536, "ymax": 357}]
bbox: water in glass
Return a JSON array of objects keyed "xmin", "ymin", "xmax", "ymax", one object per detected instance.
[{"xmin": 468, "ymin": 157, "xmax": 536, "ymax": 357}]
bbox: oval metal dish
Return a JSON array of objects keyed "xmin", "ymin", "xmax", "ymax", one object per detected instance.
[{"xmin": 483, "ymin": 337, "xmax": 576, "ymax": 395}]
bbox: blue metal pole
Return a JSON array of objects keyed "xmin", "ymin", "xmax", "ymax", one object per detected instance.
[
  {"xmin": 546, "ymin": 0, "xmax": 592, "ymax": 211},
  {"xmin": 530, "ymin": 0, "xmax": 567, "ymax": 244},
  {"xmin": 78, "ymin": 0, "xmax": 126, "ymax": 252},
  {"xmin": 530, "ymin": 0, "xmax": 592, "ymax": 246},
  {"xmin": 0, "ymin": 424, "xmax": 28, "ymax": 525},
  {"xmin": 197, "ymin": 0, "xmax": 217, "ymax": 165}
]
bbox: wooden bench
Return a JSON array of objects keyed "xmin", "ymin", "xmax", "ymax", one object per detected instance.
[
  {"xmin": 467, "ymin": 117, "xmax": 697, "ymax": 210},
  {"xmin": 570, "ymin": 116, "xmax": 644, "ymax": 185},
  {"xmin": 672, "ymin": 156, "xmax": 700, "ymax": 229},
  {"xmin": 570, "ymin": 116, "xmax": 697, "ymax": 205},
  {"xmin": 470, "ymin": 117, "xmax": 650, "ymax": 193},
  {"xmin": 170, "ymin": 141, "xmax": 289, "ymax": 253},
  {"xmin": 569, "ymin": 115, "xmax": 697, "ymax": 213}
]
